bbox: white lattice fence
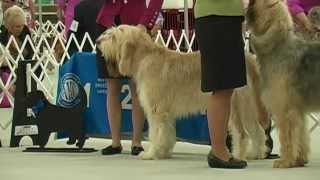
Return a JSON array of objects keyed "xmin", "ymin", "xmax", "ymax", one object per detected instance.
[{"xmin": 154, "ymin": 29, "xmax": 196, "ymax": 53}]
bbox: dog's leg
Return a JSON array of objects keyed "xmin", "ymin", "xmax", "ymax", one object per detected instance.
[
  {"xmin": 273, "ymin": 110, "xmax": 304, "ymax": 168},
  {"xmin": 248, "ymin": 123, "xmax": 267, "ymax": 160},
  {"xmin": 232, "ymin": 127, "xmax": 249, "ymax": 161},
  {"xmin": 72, "ymin": 119, "xmax": 86, "ymax": 149},
  {"xmin": 140, "ymin": 112, "xmax": 176, "ymax": 160},
  {"xmin": 229, "ymin": 101, "xmax": 249, "ymax": 160},
  {"xmin": 140, "ymin": 117, "xmax": 159, "ymax": 160},
  {"xmin": 153, "ymin": 120, "xmax": 176, "ymax": 159},
  {"xmin": 230, "ymin": 111, "xmax": 249, "ymax": 160},
  {"xmin": 296, "ymin": 115, "xmax": 310, "ymax": 166}
]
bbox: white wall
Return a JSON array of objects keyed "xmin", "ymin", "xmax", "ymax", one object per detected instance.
[{"xmin": 162, "ymin": 0, "xmax": 194, "ymax": 9}]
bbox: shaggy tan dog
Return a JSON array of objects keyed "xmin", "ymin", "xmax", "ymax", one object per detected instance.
[
  {"xmin": 96, "ymin": 25, "xmax": 267, "ymax": 160},
  {"xmin": 97, "ymin": 25, "xmax": 207, "ymax": 159},
  {"xmin": 247, "ymin": 0, "xmax": 320, "ymax": 168},
  {"xmin": 230, "ymin": 53, "xmax": 269, "ymax": 160}
]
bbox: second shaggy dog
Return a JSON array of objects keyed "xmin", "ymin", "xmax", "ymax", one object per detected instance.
[{"xmin": 247, "ymin": 0, "xmax": 320, "ymax": 168}]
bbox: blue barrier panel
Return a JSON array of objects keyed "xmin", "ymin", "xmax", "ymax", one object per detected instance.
[{"xmin": 57, "ymin": 52, "xmax": 108, "ymax": 134}]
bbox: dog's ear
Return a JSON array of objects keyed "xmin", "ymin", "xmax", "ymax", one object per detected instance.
[
  {"xmin": 118, "ymin": 41, "xmax": 135, "ymax": 76},
  {"xmin": 106, "ymin": 58, "xmax": 122, "ymax": 78}
]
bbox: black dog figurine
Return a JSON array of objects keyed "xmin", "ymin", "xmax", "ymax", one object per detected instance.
[{"xmin": 25, "ymin": 86, "xmax": 87, "ymax": 149}]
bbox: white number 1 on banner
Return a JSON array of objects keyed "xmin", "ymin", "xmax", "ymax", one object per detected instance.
[{"xmin": 84, "ymin": 83, "xmax": 91, "ymax": 108}]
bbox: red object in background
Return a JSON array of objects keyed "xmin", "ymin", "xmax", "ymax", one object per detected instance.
[
  {"xmin": 0, "ymin": 68, "xmax": 11, "ymax": 108},
  {"xmin": 161, "ymin": 9, "xmax": 198, "ymax": 51}
]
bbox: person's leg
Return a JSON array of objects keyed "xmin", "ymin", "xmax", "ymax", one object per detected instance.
[
  {"xmin": 195, "ymin": 15, "xmax": 247, "ymax": 168},
  {"xmin": 207, "ymin": 88, "xmax": 247, "ymax": 168},
  {"xmin": 106, "ymin": 79, "xmax": 122, "ymax": 147},
  {"xmin": 129, "ymin": 80, "xmax": 145, "ymax": 154},
  {"xmin": 207, "ymin": 89, "xmax": 234, "ymax": 161}
]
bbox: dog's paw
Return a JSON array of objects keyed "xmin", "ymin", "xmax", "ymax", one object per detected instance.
[
  {"xmin": 295, "ymin": 159, "xmax": 307, "ymax": 167},
  {"xmin": 235, "ymin": 155, "xmax": 247, "ymax": 161},
  {"xmin": 296, "ymin": 156, "xmax": 309, "ymax": 166},
  {"xmin": 273, "ymin": 159, "xmax": 298, "ymax": 168},
  {"xmin": 297, "ymin": 153, "xmax": 309, "ymax": 165},
  {"xmin": 139, "ymin": 151, "xmax": 157, "ymax": 160},
  {"xmin": 247, "ymin": 152, "xmax": 267, "ymax": 160},
  {"xmin": 158, "ymin": 153, "xmax": 172, "ymax": 159}
]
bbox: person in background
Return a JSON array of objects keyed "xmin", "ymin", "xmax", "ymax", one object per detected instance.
[
  {"xmin": 0, "ymin": 0, "xmax": 16, "ymax": 25},
  {"xmin": 0, "ymin": 5, "xmax": 33, "ymax": 60},
  {"xmin": 287, "ymin": 0, "xmax": 320, "ymax": 32},
  {"xmin": 150, "ymin": 10, "xmax": 164, "ymax": 37},
  {"xmin": 0, "ymin": 5, "xmax": 33, "ymax": 107},
  {"xmin": 16, "ymin": 0, "xmax": 35, "ymax": 29},
  {"xmin": 1, "ymin": 0, "xmax": 16, "ymax": 13},
  {"xmin": 1, "ymin": 0, "xmax": 35, "ymax": 29},
  {"xmin": 194, "ymin": 0, "xmax": 248, "ymax": 168},
  {"xmin": 68, "ymin": 0, "xmax": 105, "ymax": 54},
  {"xmin": 96, "ymin": 0, "xmax": 164, "ymax": 156},
  {"xmin": 55, "ymin": 0, "xmax": 81, "ymax": 36}
]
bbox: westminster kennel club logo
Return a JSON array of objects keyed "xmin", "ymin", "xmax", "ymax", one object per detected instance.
[{"xmin": 58, "ymin": 73, "xmax": 81, "ymax": 108}]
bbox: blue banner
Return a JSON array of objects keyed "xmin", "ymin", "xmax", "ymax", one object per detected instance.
[
  {"xmin": 56, "ymin": 52, "xmax": 210, "ymax": 144},
  {"xmin": 56, "ymin": 52, "xmax": 108, "ymax": 134}
]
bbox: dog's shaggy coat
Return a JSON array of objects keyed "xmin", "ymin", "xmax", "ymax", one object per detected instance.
[
  {"xmin": 247, "ymin": 0, "xmax": 320, "ymax": 168},
  {"xmin": 230, "ymin": 53, "xmax": 269, "ymax": 160},
  {"xmin": 97, "ymin": 25, "xmax": 267, "ymax": 160},
  {"xmin": 97, "ymin": 25, "xmax": 207, "ymax": 159}
]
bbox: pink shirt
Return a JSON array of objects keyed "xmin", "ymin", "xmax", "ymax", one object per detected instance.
[
  {"xmin": 287, "ymin": 0, "xmax": 320, "ymax": 15},
  {"xmin": 96, "ymin": 0, "xmax": 164, "ymax": 29},
  {"xmin": 56, "ymin": 0, "xmax": 81, "ymax": 33}
]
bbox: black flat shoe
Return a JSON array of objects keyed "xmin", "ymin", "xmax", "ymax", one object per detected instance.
[
  {"xmin": 131, "ymin": 146, "xmax": 144, "ymax": 156},
  {"xmin": 207, "ymin": 152, "xmax": 247, "ymax": 169},
  {"xmin": 101, "ymin": 145, "xmax": 122, "ymax": 155}
]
